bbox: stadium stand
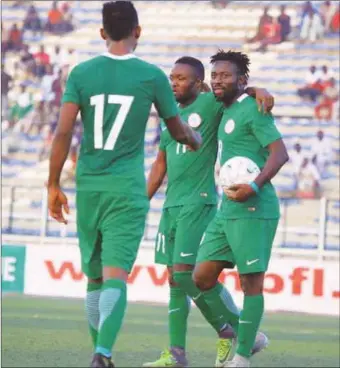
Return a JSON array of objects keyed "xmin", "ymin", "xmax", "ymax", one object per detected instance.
[{"xmin": 1, "ymin": 1, "xmax": 339, "ymax": 254}]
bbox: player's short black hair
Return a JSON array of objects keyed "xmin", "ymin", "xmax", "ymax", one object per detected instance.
[
  {"xmin": 175, "ymin": 56, "xmax": 205, "ymax": 81},
  {"xmin": 210, "ymin": 50, "xmax": 250, "ymax": 81},
  {"xmin": 102, "ymin": 1, "xmax": 139, "ymax": 41}
]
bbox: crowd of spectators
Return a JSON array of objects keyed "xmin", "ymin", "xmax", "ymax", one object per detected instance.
[
  {"xmin": 290, "ymin": 130, "xmax": 333, "ymax": 198},
  {"xmin": 2, "ymin": 37, "xmax": 79, "ymax": 163},
  {"xmin": 2, "ymin": 1, "xmax": 74, "ymax": 57},
  {"xmin": 245, "ymin": 5, "xmax": 291, "ymax": 52},
  {"xmin": 245, "ymin": 1, "xmax": 339, "ymax": 52},
  {"xmin": 297, "ymin": 64, "xmax": 339, "ymax": 121}
]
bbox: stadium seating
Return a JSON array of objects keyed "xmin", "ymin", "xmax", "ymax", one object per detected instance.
[{"xmin": 2, "ymin": 1, "xmax": 339, "ymax": 253}]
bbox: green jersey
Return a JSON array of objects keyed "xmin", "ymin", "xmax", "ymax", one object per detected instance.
[
  {"xmin": 160, "ymin": 92, "xmax": 223, "ymax": 208},
  {"xmin": 62, "ymin": 53, "xmax": 178, "ymax": 200},
  {"xmin": 218, "ymin": 93, "xmax": 282, "ymax": 219}
]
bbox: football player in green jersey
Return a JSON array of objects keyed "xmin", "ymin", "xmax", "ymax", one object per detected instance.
[
  {"xmin": 47, "ymin": 2, "xmax": 202, "ymax": 367},
  {"xmin": 193, "ymin": 51, "xmax": 289, "ymax": 368},
  {"xmin": 144, "ymin": 56, "xmax": 275, "ymax": 368}
]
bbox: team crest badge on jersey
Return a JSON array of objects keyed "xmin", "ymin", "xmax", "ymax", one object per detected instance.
[
  {"xmin": 188, "ymin": 113, "xmax": 202, "ymax": 128},
  {"xmin": 224, "ymin": 119, "xmax": 235, "ymax": 134}
]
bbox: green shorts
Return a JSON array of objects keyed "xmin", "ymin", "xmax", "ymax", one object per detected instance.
[
  {"xmin": 76, "ymin": 191, "xmax": 149, "ymax": 278},
  {"xmin": 155, "ymin": 204, "xmax": 217, "ymax": 267},
  {"xmin": 196, "ymin": 210, "xmax": 279, "ymax": 274}
]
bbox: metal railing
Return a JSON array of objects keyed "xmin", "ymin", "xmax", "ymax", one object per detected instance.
[{"xmin": 1, "ymin": 186, "xmax": 339, "ymax": 260}]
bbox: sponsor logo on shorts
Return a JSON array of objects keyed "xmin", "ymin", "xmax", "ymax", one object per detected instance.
[
  {"xmin": 239, "ymin": 320, "xmax": 252, "ymax": 324},
  {"xmin": 200, "ymin": 192, "xmax": 208, "ymax": 197},
  {"xmin": 247, "ymin": 259, "xmax": 259, "ymax": 266},
  {"xmin": 180, "ymin": 252, "xmax": 194, "ymax": 257}
]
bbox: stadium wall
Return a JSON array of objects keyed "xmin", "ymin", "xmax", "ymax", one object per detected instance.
[{"xmin": 1, "ymin": 244, "xmax": 339, "ymax": 316}]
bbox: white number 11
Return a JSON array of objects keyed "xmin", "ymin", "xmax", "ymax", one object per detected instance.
[{"xmin": 90, "ymin": 94, "xmax": 134, "ymax": 150}]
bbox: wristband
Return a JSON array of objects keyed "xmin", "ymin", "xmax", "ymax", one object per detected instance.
[{"xmin": 250, "ymin": 181, "xmax": 260, "ymax": 194}]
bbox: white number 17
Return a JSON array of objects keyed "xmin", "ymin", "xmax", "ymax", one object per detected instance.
[{"xmin": 90, "ymin": 94, "xmax": 134, "ymax": 150}]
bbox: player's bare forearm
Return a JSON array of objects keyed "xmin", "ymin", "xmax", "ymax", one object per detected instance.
[
  {"xmin": 47, "ymin": 102, "xmax": 79, "ymax": 187},
  {"xmin": 147, "ymin": 150, "xmax": 167, "ymax": 199},
  {"xmin": 48, "ymin": 132, "xmax": 73, "ymax": 187},
  {"xmin": 254, "ymin": 139, "xmax": 289, "ymax": 189},
  {"xmin": 164, "ymin": 116, "xmax": 202, "ymax": 151}
]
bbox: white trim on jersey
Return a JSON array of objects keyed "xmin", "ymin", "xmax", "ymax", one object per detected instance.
[
  {"xmin": 102, "ymin": 52, "xmax": 136, "ymax": 60},
  {"xmin": 237, "ymin": 93, "xmax": 249, "ymax": 103}
]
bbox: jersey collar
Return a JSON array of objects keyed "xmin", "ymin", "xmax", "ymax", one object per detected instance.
[
  {"xmin": 102, "ymin": 52, "xmax": 136, "ymax": 60},
  {"xmin": 237, "ymin": 93, "xmax": 249, "ymax": 103}
]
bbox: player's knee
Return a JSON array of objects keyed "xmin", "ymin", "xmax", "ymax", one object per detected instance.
[
  {"xmin": 168, "ymin": 274, "xmax": 177, "ymax": 287},
  {"xmin": 168, "ymin": 267, "xmax": 178, "ymax": 287},
  {"xmin": 192, "ymin": 268, "xmax": 215, "ymax": 291},
  {"xmin": 240, "ymin": 273, "xmax": 264, "ymax": 296}
]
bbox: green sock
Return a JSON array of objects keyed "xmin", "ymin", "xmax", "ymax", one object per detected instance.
[
  {"xmin": 95, "ymin": 279, "xmax": 127, "ymax": 358},
  {"xmin": 236, "ymin": 294, "xmax": 264, "ymax": 358},
  {"xmin": 169, "ymin": 287, "xmax": 190, "ymax": 349},
  {"xmin": 86, "ymin": 282, "xmax": 102, "ymax": 348},
  {"xmin": 173, "ymin": 271, "xmax": 225, "ymax": 333},
  {"xmin": 202, "ymin": 282, "xmax": 240, "ymax": 333}
]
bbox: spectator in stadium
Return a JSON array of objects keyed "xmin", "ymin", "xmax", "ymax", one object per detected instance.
[
  {"xmin": 278, "ymin": 5, "xmax": 291, "ymax": 42},
  {"xmin": 315, "ymin": 78, "xmax": 339, "ymax": 121},
  {"xmin": 300, "ymin": 8, "xmax": 324, "ymax": 43},
  {"xmin": 330, "ymin": 5, "xmax": 340, "ymax": 33},
  {"xmin": 19, "ymin": 44, "xmax": 35, "ymax": 73},
  {"xmin": 319, "ymin": 65, "xmax": 334, "ymax": 85},
  {"xmin": 23, "ymin": 4, "xmax": 43, "ymax": 35},
  {"xmin": 34, "ymin": 45, "xmax": 50, "ymax": 66},
  {"xmin": 32, "ymin": 58, "xmax": 47, "ymax": 79},
  {"xmin": 60, "ymin": 1, "xmax": 74, "ymax": 33},
  {"xmin": 1, "ymin": 65, "xmax": 13, "ymax": 120},
  {"xmin": 297, "ymin": 65, "xmax": 322, "ymax": 102},
  {"xmin": 296, "ymin": 156, "xmax": 321, "ymax": 199},
  {"xmin": 25, "ymin": 100, "xmax": 49, "ymax": 135},
  {"xmin": 45, "ymin": 1, "xmax": 64, "ymax": 34},
  {"xmin": 319, "ymin": 0, "xmax": 337, "ymax": 34},
  {"xmin": 6, "ymin": 23, "xmax": 23, "ymax": 51},
  {"xmin": 256, "ymin": 17, "xmax": 282, "ymax": 52},
  {"xmin": 290, "ymin": 142, "xmax": 305, "ymax": 189},
  {"xmin": 8, "ymin": 85, "xmax": 33, "ymax": 124},
  {"xmin": 51, "ymin": 68, "xmax": 64, "ymax": 108},
  {"xmin": 300, "ymin": 1, "xmax": 316, "ymax": 22},
  {"xmin": 310, "ymin": 130, "xmax": 333, "ymax": 177},
  {"xmin": 246, "ymin": 6, "xmax": 272, "ymax": 43},
  {"xmin": 50, "ymin": 45, "xmax": 64, "ymax": 72},
  {"xmin": 40, "ymin": 64, "xmax": 56, "ymax": 108}
]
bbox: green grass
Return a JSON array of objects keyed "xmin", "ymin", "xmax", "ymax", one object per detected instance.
[{"xmin": 2, "ymin": 295, "xmax": 339, "ymax": 367}]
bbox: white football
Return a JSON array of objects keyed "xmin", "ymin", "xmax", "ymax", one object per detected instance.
[{"xmin": 219, "ymin": 156, "xmax": 260, "ymax": 188}]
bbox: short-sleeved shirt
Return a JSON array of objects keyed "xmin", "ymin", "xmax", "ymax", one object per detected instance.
[
  {"xmin": 62, "ymin": 53, "xmax": 178, "ymax": 203},
  {"xmin": 160, "ymin": 92, "xmax": 223, "ymax": 208},
  {"xmin": 218, "ymin": 93, "xmax": 282, "ymax": 219}
]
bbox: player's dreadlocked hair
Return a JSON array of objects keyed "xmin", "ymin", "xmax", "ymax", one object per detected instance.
[
  {"xmin": 102, "ymin": 1, "xmax": 139, "ymax": 41},
  {"xmin": 175, "ymin": 56, "xmax": 205, "ymax": 81},
  {"xmin": 210, "ymin": 50, "xmax": 250, "ymax": 82}
]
